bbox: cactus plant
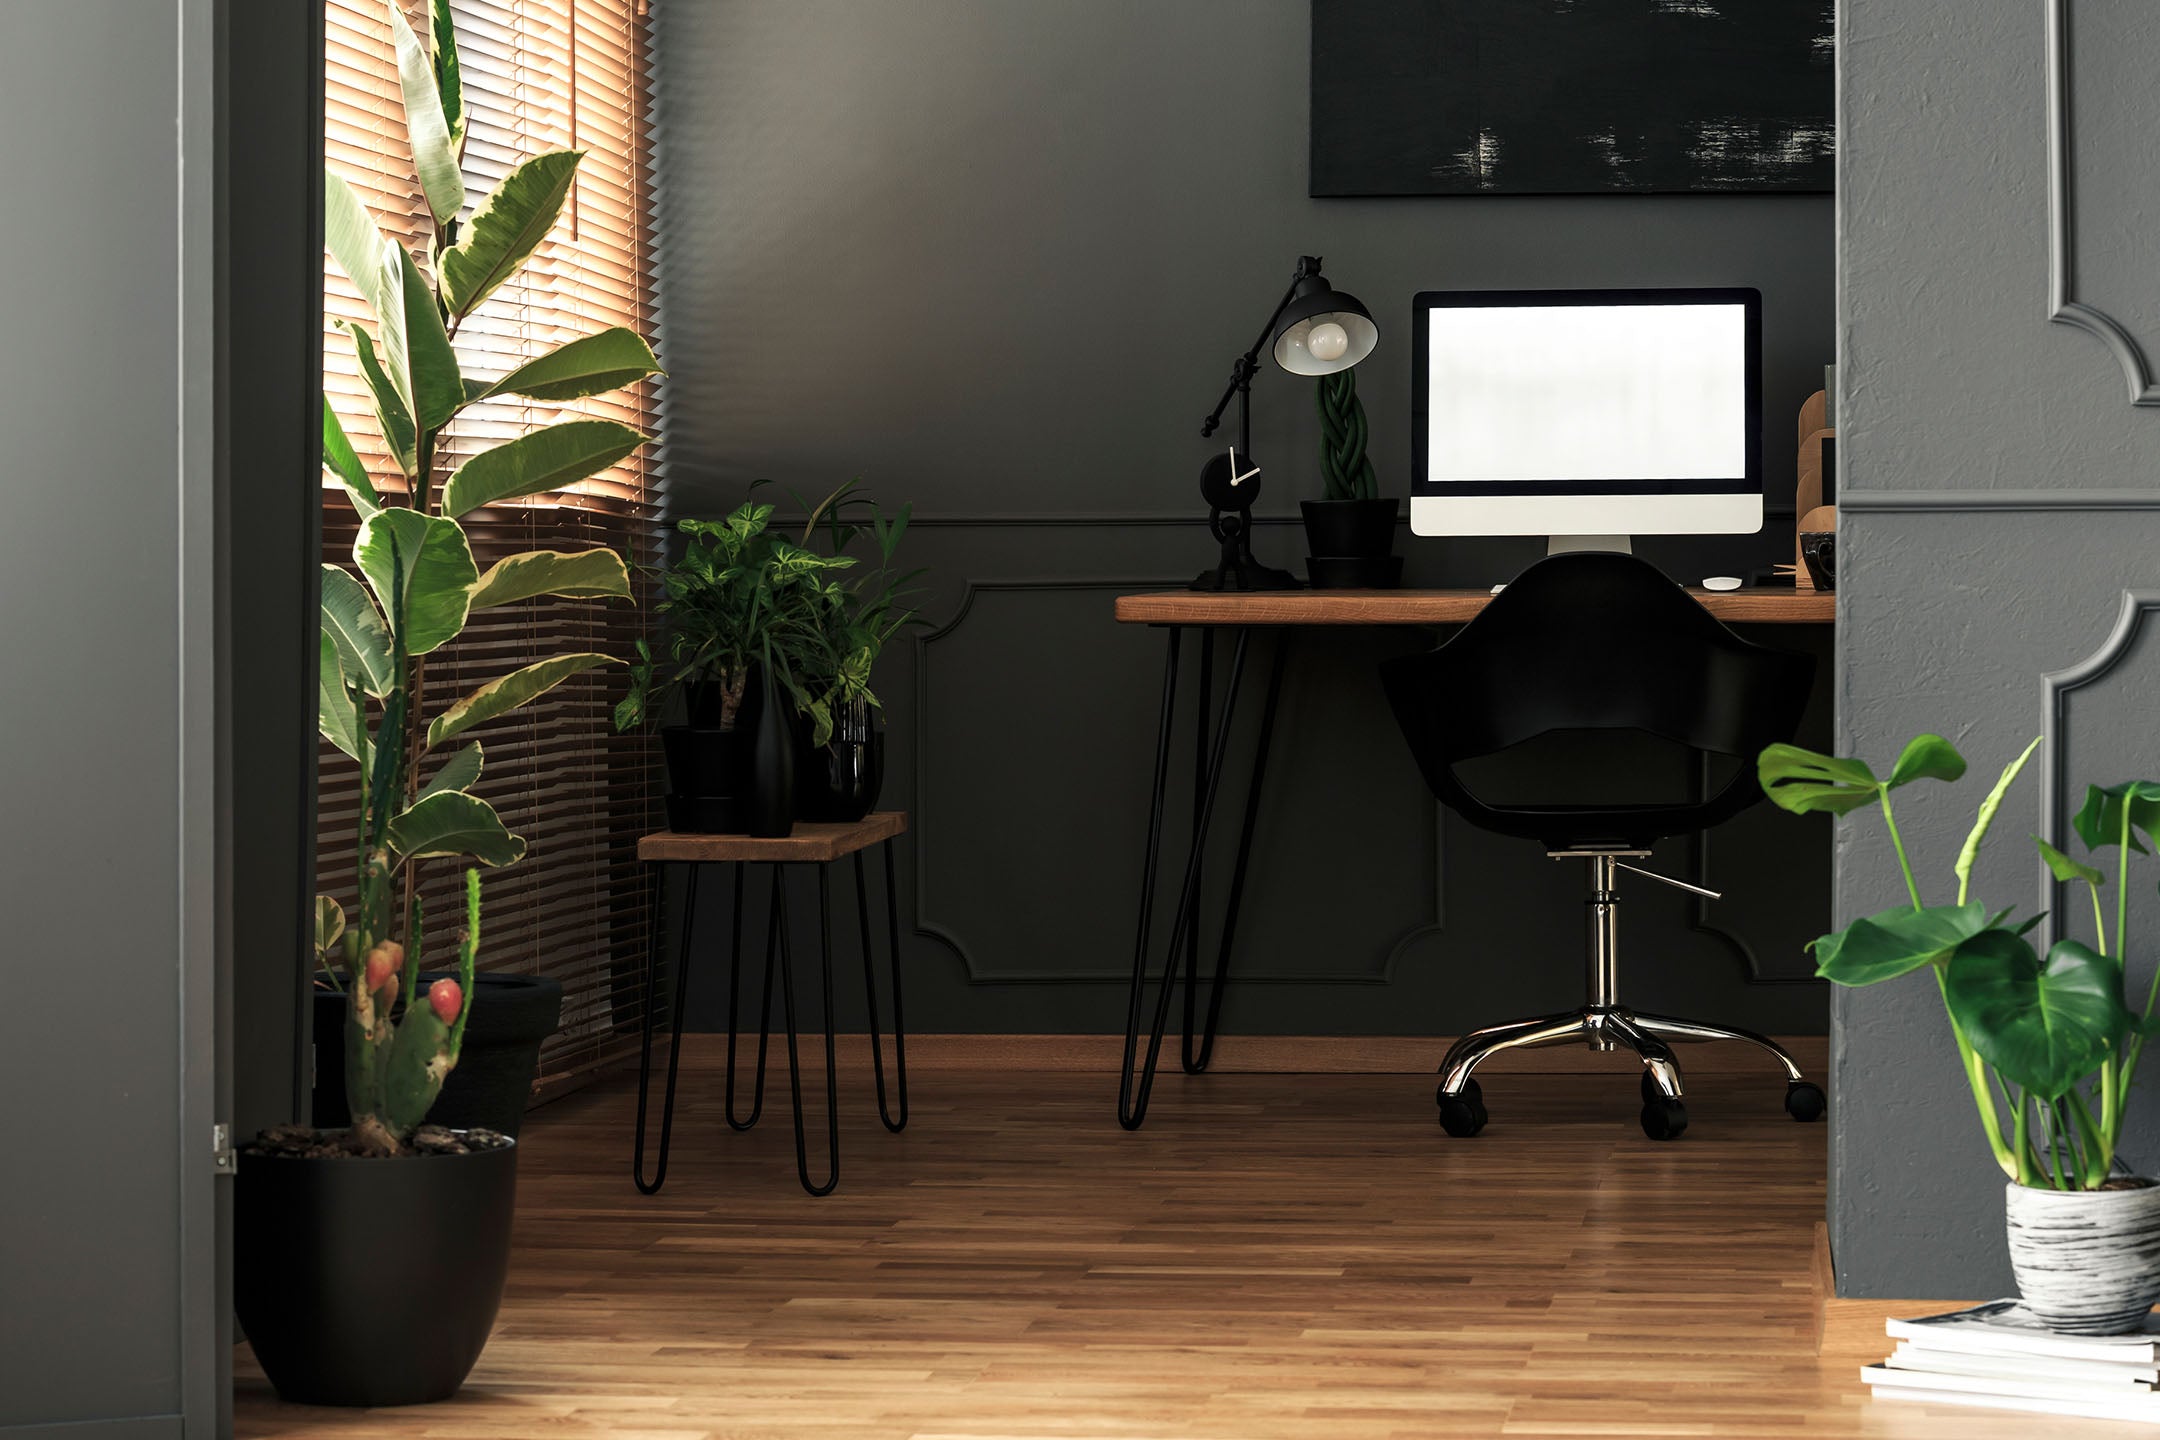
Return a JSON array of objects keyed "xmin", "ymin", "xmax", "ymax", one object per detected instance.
[{"xmin": 316, "ymin": 0, "xmax": 657, "ymax": 1155}]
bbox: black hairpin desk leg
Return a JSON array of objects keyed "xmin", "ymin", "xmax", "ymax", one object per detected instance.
[{"xmin": 1117, "ymin": 624, "xmax": 1289, "ymax": 1129}]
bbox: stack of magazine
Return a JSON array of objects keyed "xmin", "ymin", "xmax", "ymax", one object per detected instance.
[{"xmin": 1863, "ymin": 1301, "xmax": 2160, "ymax": 1423}]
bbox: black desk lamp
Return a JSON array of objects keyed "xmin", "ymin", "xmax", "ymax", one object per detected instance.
[{"xmin": 1193, "ymin": 255, "xmax": 1378, "ymax": 591}]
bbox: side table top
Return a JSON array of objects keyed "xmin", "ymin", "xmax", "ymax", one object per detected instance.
[
  {"xmin": 638, "ymin": 811, "xmax": 907, "ymax": 864},
  {"xmin": 1113, "ymin": 587, "xmax": 1835, "ymax": 626}
]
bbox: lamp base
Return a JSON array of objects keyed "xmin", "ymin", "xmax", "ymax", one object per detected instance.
[{"xmin": 1191, "ymin": 507, "xmax": 1303, "ymax": 592}]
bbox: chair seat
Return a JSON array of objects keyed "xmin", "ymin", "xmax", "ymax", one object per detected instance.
[{"xmin": 1453, "ymin": 800, "xmax": 1724, "ymax": 851}]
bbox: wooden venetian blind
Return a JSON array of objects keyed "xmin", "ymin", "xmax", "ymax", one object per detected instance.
[{"xmin": 321, "ymin": 0, "xmax": 662, "ymax": 1100}]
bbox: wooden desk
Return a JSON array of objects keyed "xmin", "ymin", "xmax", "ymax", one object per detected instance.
[
  {"xmin": 1110, "ymin": 586, "xmax": 1832, "ymax": 1131},
  {"xmin": 1116, "ymin": 586, "xmax": 1835, "ymax": 627}
]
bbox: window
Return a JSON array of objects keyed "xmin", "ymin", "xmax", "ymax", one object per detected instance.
[{"xmin": 321, "ymin": 0, "xmax": 661, "ymax": 1098}]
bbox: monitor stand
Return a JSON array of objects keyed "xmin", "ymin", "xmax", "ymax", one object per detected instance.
[{"xmin": 1548, "ymin": 534, "xmax": 1633, "ymax": 556}]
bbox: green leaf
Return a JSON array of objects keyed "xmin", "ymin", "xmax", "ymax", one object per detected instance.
[
  {"xmin": 315, "ymin": 895, "xmax": 346, "ymax": 963},
  {"xmin": 319, "ymin": 565, "xmax": 395, "ymax": 698},
  {"xmin": 2073, "ymin": 781, "xmax": 2160, "ymax": 854},
  {"xmin": 318, "ymin": 631, "xmax": 368, "ymax": 765},
  {"xmin": 467, "ymin": 548, "xmax": 632, "ymax": 609},
  {"xmin": 472, "ymin": 327, "xmax": 661, "ymax": 404},
  {"xmin": 426, "ymin": 652, "xmax": 620, "ymax": 749},
  {"xmin": 385, "ymin": 789, "xmax": 526, "ymax": 867},
  {"xmin": 1945, "ymin": 932, "xmax": 2133, "ymax": 1100},
  {"xmin": 1758, "ymin": 743, "xmax": 1882, "ymax": 816},
  {"xmin": 1954, "ymin": 737, "xmax": 2040, "ymax": 898},
  {"xmin": 354, "ymin": 508, "xmax": 478, "ymax": 656},
  {"xmin": 2036, "ymin": 834, "xmax": 2106, "ymax": 887},
  {"xmin": 438, "ymin": 149, "xmax": 582, "ymax": 319},
  {"xmin": 321, "ymin": 399, "xmax": 381, "ymax": 519},
  {"xmin": 417, "ymin": 741, "xmax": 482, "ymax": 800},
  {"xmin": 1811, "ymin": 902, "xmax": 1992, "ymax": 986},
  {"xmin": 390, "ymin": 0, "xmax": 462, "ymax": 225},
  {"xmin": 429, "ymin": 0, "xmax": 463, "ymax": 157},
  {"xmin": 439, "ymin": 419, "xmax": 647, "ymax": 518},
  {"xmin": 1887, "ymin": 733, "xmax": 1968, "ymax": 790},
  {"xmin": 390, "ymin": 244, "xmax": 461, "ymax": 431},
  {"xmin": 324, "ymin": 170, "xmax": 389, "ymax": 324},
  {"xmin": 341, "ymin": 321, "xmax": 416, "ymax": 478}
]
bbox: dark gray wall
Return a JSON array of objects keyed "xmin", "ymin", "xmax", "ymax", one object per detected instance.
[
  {"xmin": 0, "ymin": 2, "xmax": 221, "ymax": 1435},
  {"xmin": 1836, "ymin": 0, "xmax": 2160, "ymax": 1295},
  {"xmin": 653, "ymin": 0, "xmax": 1835, "ymax": 1037}
]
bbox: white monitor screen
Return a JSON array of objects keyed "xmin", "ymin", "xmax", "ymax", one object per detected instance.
[{"xmin": 1422, "ymin": 301, "xmax": 1748, "ymax": 485}]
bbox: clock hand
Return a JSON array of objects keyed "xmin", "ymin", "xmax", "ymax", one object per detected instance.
[{"xmin": 1229, "ymin": 445, "xmax": 1261, "ymax": 486}]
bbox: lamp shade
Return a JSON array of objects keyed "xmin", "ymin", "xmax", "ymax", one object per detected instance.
[{"xmin": 1271, "ymin": 277, "xmax": 1378, "ymax": 376}]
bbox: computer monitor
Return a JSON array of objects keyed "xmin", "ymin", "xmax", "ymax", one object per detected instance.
[{"xmin": 1410, "ymin": 287, "xmax": 1762, "ymax": 552}]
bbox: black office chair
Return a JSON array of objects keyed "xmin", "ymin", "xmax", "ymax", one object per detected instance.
[{"xmin": 1380, "ymin": 552, "xmax": 1827, "ymax": 1141}]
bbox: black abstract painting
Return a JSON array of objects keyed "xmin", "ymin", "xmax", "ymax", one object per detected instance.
[{"xmin": 1310, "ymin": 0, "xmax": 1835, "ymax": 196}]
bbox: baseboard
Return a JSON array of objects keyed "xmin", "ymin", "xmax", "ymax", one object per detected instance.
[{"xmin": 646, "ymin": 1032, "xmax": 1829, "ymax": 1076}]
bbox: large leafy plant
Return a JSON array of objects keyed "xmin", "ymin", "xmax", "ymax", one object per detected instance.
[
  {"xmin": 616, "ymin": 482, "xmax": 916, "ymax": 743},
  {"xmin": 1762, "ymin": 735, "xmax": 2155, "ymax": 1190},
  {"xmin": 315, "ymin": 0, "xmax": 656, "ymax": 1154}
]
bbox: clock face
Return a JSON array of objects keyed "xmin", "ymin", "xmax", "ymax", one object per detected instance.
[{"xmin": 1198, "ymin": 445, "xmax": 1261, "ymax": 511}]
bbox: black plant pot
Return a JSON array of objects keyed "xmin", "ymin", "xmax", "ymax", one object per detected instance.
[
  {"xmin": 234, "ymin": 1136, "xmax": 517, "ymax": 1406},
  {"xmin": 743, "ymin": 664, "xmax": 796, "ymax": 838},
  {"xmin": 795, "ymin": 699, "xmax": 885, "ymax": 822},
  {"xmin": 660, "ymin": 724, "xmax": 747, "ymax": 834},
  {"xmin": 312, "ymin": 973, "xmax": 562, "ymax": 1137},
  {"xmin": 1301, "ymin": 497, "xmax": 1403, "ymax": 589}
]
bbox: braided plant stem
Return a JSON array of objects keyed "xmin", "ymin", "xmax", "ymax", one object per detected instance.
[{"xmin": 1316, "ymin": 368, "xmax": 1377, "ymax": 501}]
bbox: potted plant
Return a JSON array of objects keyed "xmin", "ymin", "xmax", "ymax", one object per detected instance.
[
  {"xmin": 1301, "ymin": 366, "xmax": 1402, "ymax": 588},
  {"xmin": 615, "ymin": 485, "xmax": 858, "ymax": 836},
  {"xmin": 236, "ymin": 0, "xmax": 654, "ymax": 1406},
  {"xmin": 1762, "ymin": 734, "xmax": 2160, "ymax": 1334},
  {"xmin": 791, "ymin": 485, "xmax": 923, "ymax": 821}
]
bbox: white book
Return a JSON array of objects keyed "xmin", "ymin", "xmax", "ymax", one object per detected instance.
[
  {"xmin": 1889, "ymin": 1340, "xmax": 2160, "ymax": 1387},
  {"xmin": 1887, "ymin": 1300, "xmax": 2160, "ymax": 1363},
  {"xmin": 1869, "ymin": 1381, "xmax": 2160, "ymax": 1426},
  {"xmin": 1864, "ymin": 1363, "xmax": 2160, "ymax": 1408}
]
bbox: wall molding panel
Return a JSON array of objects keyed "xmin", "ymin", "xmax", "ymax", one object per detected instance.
[
  {"xmin": 2048, "ymin": 0, "xmax": 2160, "ymax": 406},
  {"xmin": 1842, "ymin": 489, "xmax": 2160, "ymax": 513}
]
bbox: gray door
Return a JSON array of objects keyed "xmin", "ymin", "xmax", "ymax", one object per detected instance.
[
  {"xmin": 1838, "ymin": 0, "xmax": 2160, "ymax": 1296},
  {"xmin": 0, "ymin": 1, "xmax": 225, "ymax": 1434}
]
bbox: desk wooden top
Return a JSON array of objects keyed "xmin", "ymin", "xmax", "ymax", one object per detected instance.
[
  {"xmin": 1114, "ymin": 587, "xmax": 1834, "ymax": 626},
  {"xmin": 638, "ymin": 811, "xmax": 906, "ymax": 864}
]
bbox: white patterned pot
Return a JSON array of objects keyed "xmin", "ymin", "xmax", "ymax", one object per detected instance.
[{"xmin": 2005, "ymin": 1180, "xmax": 2160, "ymax": 1335}]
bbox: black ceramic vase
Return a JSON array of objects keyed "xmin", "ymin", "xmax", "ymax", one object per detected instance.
[
  {"xmin": 796, "ymin": 698, "xmax": 885, "ymax": 822},
  {"xmin": 745, "ymin": 663, "xmax": 796, "ymax": 838},
  {"xmin": 234, "ymin": 1137, "xmax": 517, "ymax": 1406}
]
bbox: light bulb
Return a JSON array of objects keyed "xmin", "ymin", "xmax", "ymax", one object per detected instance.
[{"xmin": 1306, "ymin": 320, "xmax": 1349, "ymax": 363}]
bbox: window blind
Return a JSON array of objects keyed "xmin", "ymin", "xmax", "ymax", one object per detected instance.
[{"xmin": 321, "ymin": 0, "xmax": 662, "ymax": 1100}]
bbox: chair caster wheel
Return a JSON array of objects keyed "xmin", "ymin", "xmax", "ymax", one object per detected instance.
[
  {"xmin": 1639, "ymin": 1070, "xmax": 1680, "ymax": 1104},
  {"xmin": 1438, "ymin": 1093, "xmax": 1489, "ymax": 1137},
  {"xmin": 1785, "ymin": 1080, "xmax": 1826, "ymax": 1122},
  {"xmin": 1640, "ymin": 1097, "xmax": 1688, "ymax": 1141},
  {"xmin": 1436, "ymin": 1076, "xmax": 1483, "ymax": 1109}
]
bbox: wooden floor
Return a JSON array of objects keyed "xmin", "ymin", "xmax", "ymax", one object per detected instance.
[{"xmin": 233, "ymin": 1061, "xmax": 2138, "ymax": 1438}]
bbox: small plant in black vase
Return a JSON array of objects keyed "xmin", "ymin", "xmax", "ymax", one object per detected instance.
[{"xmin": 1302, "ymin": 367, "xmax": 1402, "ymax": 588}]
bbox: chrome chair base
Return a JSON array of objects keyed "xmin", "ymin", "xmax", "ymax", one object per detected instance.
[{"xmin": 1436, "ymin": 1003, "xmax": 1805, "ymax": 1102}]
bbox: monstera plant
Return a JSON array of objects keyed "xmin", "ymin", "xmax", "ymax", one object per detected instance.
[
  {"xmin": 1762, "ymin": 734, "xmax": 2160, "ymax": 1335},
  {"xmin": 238, "ymin": 1, "xmax": 659, "ymax": 1409}
]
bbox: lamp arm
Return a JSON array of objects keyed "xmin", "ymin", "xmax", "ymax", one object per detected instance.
[{"xmin": 1199, "ymin": 255, "xmax": 1324, "ymax": 439}]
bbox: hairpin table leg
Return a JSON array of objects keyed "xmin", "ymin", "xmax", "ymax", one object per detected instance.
[
  {"xmin": 633, "ymin": 859, "xmax": 697, "ymax": 1195},
  {"xmin": 726, "ymin": 861, "xmax": 777, "ymax": 1132},
  {"xmin": 1119, "ymin": 627, "xmax": 1250, "ymax": 1129},
  {"xmin": 858, "ymin": 843, "xmax": 908, "ymax": 1132},
  {"xmin": 773, "ymin": 862, "xmax": 841, "ymax": 1196}
]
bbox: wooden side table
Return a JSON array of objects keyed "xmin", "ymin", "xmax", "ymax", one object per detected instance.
[{"xmin": 631, "ymin": 813, "xmax": 909, "ymax": 1196}]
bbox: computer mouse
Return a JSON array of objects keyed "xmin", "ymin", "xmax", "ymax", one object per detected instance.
[{"xmin": 1702, "ymin": 575, "xmax": 1743, "ymax": 592}]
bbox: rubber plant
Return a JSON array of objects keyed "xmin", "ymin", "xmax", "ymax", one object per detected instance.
[
  {"xmin": 315, "ymin": 0, "xmax": 657, "ymax": 1155},
  {"xmin": 1761, "ymin": 734, "xmax": 2154, "ymax": 1189}
]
